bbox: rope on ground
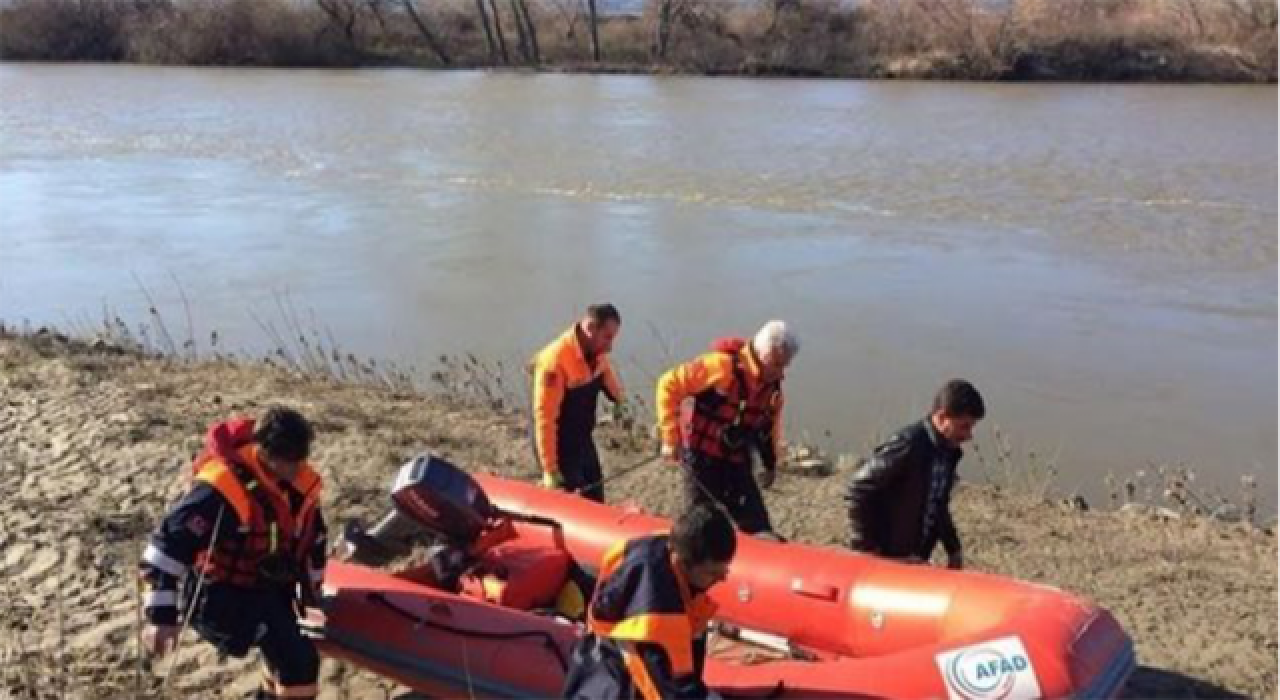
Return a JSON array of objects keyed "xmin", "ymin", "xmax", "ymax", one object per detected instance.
[
  {"xmin": 573, "ymin": 449, "xmax": 663, "ymax": 496},
  {"xmin": 157, "ymin": 503, "xmax": 225, "ymax": 693}
]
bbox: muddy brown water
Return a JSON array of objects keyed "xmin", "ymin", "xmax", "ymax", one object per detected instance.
[{"xmin": 1, "ymin": 65, "xmax": 1274, "ymax": 508}]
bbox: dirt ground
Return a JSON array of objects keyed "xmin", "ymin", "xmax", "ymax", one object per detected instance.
[{"xmin": 0, "ymin": 331, "xmax": 1275, "ymax": 699}]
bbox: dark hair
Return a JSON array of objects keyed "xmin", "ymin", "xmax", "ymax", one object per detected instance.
[
  {"xmin": 933, "ymin": 379, "xmax": 986, "ymax": 420},
  {"xmin": 254, "ymin": 406, "xmax": 314, "ymax": 462},
  {"xmin": 586, "ymin": 303, "xmax": 621, "ymax": 326},
  {"xmin": 672, "ymin": 504, "xmax": 736, "ymax": 566}
]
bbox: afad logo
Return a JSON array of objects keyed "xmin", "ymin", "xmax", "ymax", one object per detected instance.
[{"xmin": 935, "ymin": 636, "xmax": 1042, "ymax": 700}]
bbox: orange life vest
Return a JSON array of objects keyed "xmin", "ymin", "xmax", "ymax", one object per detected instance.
[
  {"xmin": 190, "ymin": 419, "xmax": 323, "ymax": 588},
  {"xmin": 681, "ymin": 338, "xmax": 781, "ymax": 465}
]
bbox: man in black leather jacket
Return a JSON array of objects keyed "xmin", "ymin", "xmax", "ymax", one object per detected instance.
[{"xmin": 845, "ymin": 380, "xmax": 985, "ymax": 569}]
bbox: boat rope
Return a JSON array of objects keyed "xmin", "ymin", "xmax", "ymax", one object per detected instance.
[
  {"xmin": 564, "ymin": 445, "xmax": 746, "ymax": 535},
  {"xmin": 461, "ymin": 632, "xmax": 476, "ymax": 700},
  {"xmin": 367, "ymin": 591, "xmax": 570, "ymax": 673},
  {"xmin": 158, "ymin": 503, "xmax": 226, "ymax": 692},
  {"xmin": 573, "ymin": 449, "xmax": 662, "ymax": 496}
]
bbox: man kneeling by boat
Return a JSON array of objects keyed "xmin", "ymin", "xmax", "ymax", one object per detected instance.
[
  {"xmin": 563, "ymin": 504, "xmax": 735, "ymax": 700},
  {"xmin": 140, "ymin": 407, "xmax": 327, "ymax": 699}
]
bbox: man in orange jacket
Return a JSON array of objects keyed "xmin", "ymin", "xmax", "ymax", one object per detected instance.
[
  {"xmin": 530, "ymin": 304, "xmax": 624, "ymax": 502},
  {"xmin": 563, "ymin": 503, "xmax": 735, "ymax": 700},
  {"xmin": 656, "ymin": 320, "xmax": 798, "ymax": 536}
]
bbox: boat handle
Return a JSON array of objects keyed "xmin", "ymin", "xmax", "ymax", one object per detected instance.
[
  {"xmin": 428, "ymin": 602, "xmax": 453, "ymax": 618},
  {"xmin": 790, "ymin": 578, "xmax": 839, "ymax": 602}
]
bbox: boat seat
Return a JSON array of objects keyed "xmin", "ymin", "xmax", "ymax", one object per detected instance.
[{"xmin": 462, "ymin": 543, "xmax": 571, "ymax": 611}]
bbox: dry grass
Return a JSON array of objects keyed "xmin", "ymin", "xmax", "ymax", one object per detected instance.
[{"xmin": 0, "ymin": 0, "xmax": 1273, "ymax": 81}]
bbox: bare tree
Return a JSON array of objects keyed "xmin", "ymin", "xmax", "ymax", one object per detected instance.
[
  {"xmin": 521, "ymin": 0, "xmax": 540, "ymax": 63},
  {"xmin": 488, "ymin": 0, "xmax": 510, "ymax": 63},
  {"xmin": 544, "ymin": 0, "xmax": 600, "ymax": 59},
  {"xmin": 510, "ymin": 0, "xmax": 540, "ymax": 64},
  {"xmin": 401, "ymin": 0, "xmax": 451, "ymax": 64},
  {"xmin": 651, "ymin": 0, "xmax": 696, "ymax": 61},
  {"xmin": 764, "ymin": 0, "xmax": 798, "ymax": 38},
  {"xmin": 1226, "ymin": 0, "xmax": 1278, "ymax": 32},
  {"xmin": 1180, "ymin": 0, "xmax": 1207, "ymax": 38},
  {"xmin": 474, "ymin": 0, "xmax": 499, "ymax": 61},
  {"xmin": 509, "ymin": 0, "xmax": 530, "ymax": 60},
  {"xmin": 546, "ymin": 0, "xmax": 583, "ymax": 42},
  {"xmin": 367, "ymin": 0, "xmax": 391, "ymax": 33},
  {"xmin": 316, "ymin": 0, "xmax": 361, "ymax": 43},
  {"xmin": 587, "ymin": 0, "xmax": 601, "ymax": 61},
  {"xmin": 653, "ymin": 0, "xmax": 674, "ymax": 60}
]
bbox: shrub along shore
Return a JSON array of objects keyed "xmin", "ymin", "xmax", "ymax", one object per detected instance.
[{"xmin": 1, "ymin": 0, "xmax": 1275, "ymax": 82}]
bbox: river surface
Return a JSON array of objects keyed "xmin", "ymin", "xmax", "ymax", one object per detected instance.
[{"xmin": 1, "ymin": 65, "xmax": 1274, "ymax": 507}]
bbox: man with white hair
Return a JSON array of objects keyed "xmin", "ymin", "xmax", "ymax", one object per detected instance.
[{"xmin": 655, "ymin": 321, "xmax": 798, "ymax": 536}]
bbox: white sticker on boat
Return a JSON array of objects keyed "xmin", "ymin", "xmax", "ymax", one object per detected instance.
[{"xmin": 935, "ymin": 636, "xmax": 1042, "ymax": 700}]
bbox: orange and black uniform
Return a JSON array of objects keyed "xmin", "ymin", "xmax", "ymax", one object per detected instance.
[
  {"xmin": 656, "ymin": 342, "xmax": 784, "ymax": 534},
  {"xmin": 563, "ymin": 535, "xmax": 718, "ymax": 700},
  {"xmin": 531, "ymin": 324, "xmax": 624, "ymax": 502},
  {"xmin": 140, "ymin": 420, "xmax": 326, "ymax": 700}
]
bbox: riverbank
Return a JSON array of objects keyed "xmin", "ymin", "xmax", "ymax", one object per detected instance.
[
  {"xmin": 0, "ymin": 0, "xmax": 1275, "ymax": 82},
  {"xmin": 0, "ymin": 326, "xmax": 1275, "ymax": 698}
]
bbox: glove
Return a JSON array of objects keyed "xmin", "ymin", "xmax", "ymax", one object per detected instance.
[
  {"xmin": 757, "ymin": 467, "xmax": 776, "ymax": 490},
  {"xmin": 661, "ymin": 444, "xmax": 681, "ymax": 467},
  {"xmin": 142, "ymin": 623, "xmax": 180, "ymax": 659},
  {"xmin": 541, "ymin": 471, "xmax": 565, "ymax": 490}
]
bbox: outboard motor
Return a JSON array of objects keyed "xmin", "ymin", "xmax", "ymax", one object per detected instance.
[
  {"xmin": 341, "ymin": 454, "xmax": 494, "ymax": 566},
  {"xmin": 341, "ymin": 454, "xmax": 560, "ymax": 587},
  {"xmin": 343, "ymin": 453, "xmax": 588, "ymax": 616},
  {"xmin": 391, "ymin": 453, "xmax": 497, "ymax": 543}
]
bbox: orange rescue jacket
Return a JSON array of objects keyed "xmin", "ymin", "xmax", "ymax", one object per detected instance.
[{"xmin": 530, "ymin": 325, "xmax": 624, "ymax": 475}]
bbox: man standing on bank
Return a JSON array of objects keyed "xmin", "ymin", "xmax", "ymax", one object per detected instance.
[
  {"xmin": 846, "ymin": 379, "xmax": 986, "ymax": 569},
  {"xmin": 656, "ymin": 321, "xmax": 798, "ymax": 536},
  {"xmin": 531, "ymin": 303, "xmax": 625, "ymax": 503}
]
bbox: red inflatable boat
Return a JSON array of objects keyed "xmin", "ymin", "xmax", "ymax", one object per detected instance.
[{"xmin": 304, "ymin": 455, "xmax": 1134, "ymax": 699}]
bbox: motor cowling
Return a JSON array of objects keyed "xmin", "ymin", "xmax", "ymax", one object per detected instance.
[
  {"xmin": 390, "ymin": 453, "xmax": 496, "ymax": 545},
  {"xmin": 341, "ymin": 453, "xmax": 495, "ymax": 566}
]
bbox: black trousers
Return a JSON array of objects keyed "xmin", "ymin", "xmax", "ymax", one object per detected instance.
[
  {"xmin": 541, "ymin": 439, "xmax": 604, "ymax": 503},
  {"xmin": 563, "ymin": 635, "xmax": 634, "ymax": 699},
  {"xmin": 190, "ymin": 583, "xmax": 320, "ymax": 699},
  {"xmin": 681, "ymin": 452, "xmax": 774, "ymax": 535}
]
